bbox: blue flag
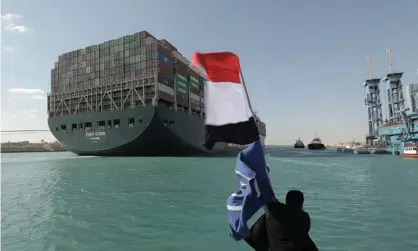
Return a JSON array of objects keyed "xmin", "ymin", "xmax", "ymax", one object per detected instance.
[{"xmin": 226, "ymin": 139, "xmax": 275, "ymax": 240}]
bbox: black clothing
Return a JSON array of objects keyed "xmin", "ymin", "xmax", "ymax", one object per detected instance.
[{"xmin": 244, "ymin": 201, "xmax": 318, "ymax": 251}]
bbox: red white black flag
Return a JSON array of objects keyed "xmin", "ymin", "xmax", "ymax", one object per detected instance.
[{"xmin": 191, "ymin": 52, "xmax": 259, "ymax": 150}]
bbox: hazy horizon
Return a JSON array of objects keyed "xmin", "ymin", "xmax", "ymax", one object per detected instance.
[{"xmin": 1, "ymin": 0, "xmax": 418, "ymax": 145}]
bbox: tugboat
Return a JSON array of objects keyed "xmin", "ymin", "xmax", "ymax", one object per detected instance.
[
  {"xmin": 294, "ymin": 138, "xmax": 305, "ymax": 148},
  {"xmin": 308, "ymin": 137, "xmax": 326, "ymax": 150}
]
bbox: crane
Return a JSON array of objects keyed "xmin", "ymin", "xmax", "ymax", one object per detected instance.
[
  {"xmin": 366, "ymin": 56, "xmax": 372, "ymax": 79},
  {"xmin": 386, "ymin": 49, "xmax": 393, "ymax": 73}
]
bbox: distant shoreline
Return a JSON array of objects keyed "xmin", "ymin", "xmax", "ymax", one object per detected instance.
[
  {"xmin": 1, "ymin": 149, "xmax": 68, "ymax": 154},
  {"xmin": 1, "ymin": 141, "xmax": 68, "ymax": 154}
]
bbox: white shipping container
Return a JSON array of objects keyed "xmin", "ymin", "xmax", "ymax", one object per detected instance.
[
  {"xmin": 190, "ymin": 93, "xmax": 200, "ymax": 101},
  {"xmin": 158, "ymin": 83, "xmax": 174, "ymax": 96}
]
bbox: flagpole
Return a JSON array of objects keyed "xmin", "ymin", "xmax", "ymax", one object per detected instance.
[
  {"xmin": 239, "ymin": 68, "xmax": 275, "ymax": 208},
  {"xmin": 238, "ymin": 68, "xmax": 256, "ymax": 115},
  {"xmin": 238, "ymin": 68, "xmax": 267, "ymax": 153},
  {"xmin": 238, "ymin": 68, "xmax": 264, "ymax": 144}
]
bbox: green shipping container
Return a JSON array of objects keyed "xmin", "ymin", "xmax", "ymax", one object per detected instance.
[
  {"xmin": 189, "ymin": 76, "xmax": 199, "ymax": 89},
  {"xmin": 175, "ymin": 74, "xmax": 189, "ymax": 95}
]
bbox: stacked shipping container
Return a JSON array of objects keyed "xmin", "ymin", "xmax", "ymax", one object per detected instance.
[
  {"xmin": 48, "ymin": 30, "xmax": 206, "ymax": 118},
  {"xmin": 155, "ymin": 42, "xmax": 175, "ymax": 104},
  {"xmin": 51, "ymin": 31, "xmax": 157, "ymax": 93},
  {"xmin": 174, "ymin": 57, "xmax": 189, "ymax": 109},
  {"xmin": 188, "ymin": 68, "xmax": 202, "ymax": 113},
  {"xmin": 152, "ymin": 36, "xmax": 205, "ymax": 116}
]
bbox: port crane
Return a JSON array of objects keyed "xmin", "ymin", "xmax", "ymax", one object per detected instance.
[
  {"xmin": 366, "ymin": 56, "xmax": 372, "ymax": 80},
  {"xmin": 386, "ymin": 49, "xmax": 393, "ymax": 73},
  {"xmin": 399, "ymin": 108, "xmax": 412, "ymax": 141},
  {"xmin": 397, "ymin": 66, "xmax": 418, "ymax": 141}
]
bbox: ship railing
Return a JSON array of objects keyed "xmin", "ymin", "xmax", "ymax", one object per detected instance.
[
  {"xmin": 47, "ymin": 76, "xmax": 156, "ymax": 96},
  {"xmin": 47, "ymin": 77, "xmax": 158, "ymax": 118}
]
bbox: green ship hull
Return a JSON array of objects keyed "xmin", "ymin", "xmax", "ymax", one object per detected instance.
[{"xmin": 48, "ymin": 105, "xmax": 266, "ymax": 156}]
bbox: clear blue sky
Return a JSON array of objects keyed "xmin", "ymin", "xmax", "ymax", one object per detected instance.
[{"xmin": 1, "ymin": 0, "xmax": 418, "ymax": 144}]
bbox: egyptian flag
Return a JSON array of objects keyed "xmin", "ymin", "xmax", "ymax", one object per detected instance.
[{"xmin": 191, "ymin": 52, "xmax": 260, "ymax": 150}]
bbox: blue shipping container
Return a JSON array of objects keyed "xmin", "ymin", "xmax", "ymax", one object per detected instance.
[
  {"xmin": 152, "ymin": 52, "xmax": 173, "ymax": 67},
  {"xmin": 158, "ymin": 75, "xmax": 174, "ymax": 88}
]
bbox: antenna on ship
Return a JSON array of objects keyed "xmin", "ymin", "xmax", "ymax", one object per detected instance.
[
  {"xmin": 386, "ymin": 49, "xmax": 393, "ymax": 73},
  {"xmin": 366, "ymin": 56, "xmax": 372, "ymax": 79}
]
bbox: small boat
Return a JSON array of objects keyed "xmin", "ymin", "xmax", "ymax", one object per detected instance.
[
  {"xmin": 400, "ymin": 145, "xmax": 418, "ymax": 158},
  {"xmin": 294, "ymin": 138, "xmax": 305, "ymax": 148},
  {"xmin": 344, "ymin": 142, "xmax": 370, "ymax": 154},
  {"xmin": 308, "ymin": 137, "xmax": 326, "ymax": 150}
]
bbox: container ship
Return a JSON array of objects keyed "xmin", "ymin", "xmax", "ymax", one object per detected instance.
[
  {"xmin": 363, "ymin": 53, "xmax": 418, "ymax": 154},
  {"xmin": 47, "ymin": 31, "xmax": 266, "ymax": 156}
]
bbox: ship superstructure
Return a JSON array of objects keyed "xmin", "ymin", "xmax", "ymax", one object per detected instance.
[
  {"xmin": 47, "ymin": 31, "xmax": 266, "ymax": 156},
  {"xmin": 362, "ymin": 51, "xmax": 418, "ymax": 154}
]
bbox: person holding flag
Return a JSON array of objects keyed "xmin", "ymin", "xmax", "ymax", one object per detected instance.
[
  {"xmin": 192, "ymin": 52, "xmax": 318, "ymax": 251},
  {"xmin": 244, "ymin": 190, "xmax": 319, "ymax": 251}
]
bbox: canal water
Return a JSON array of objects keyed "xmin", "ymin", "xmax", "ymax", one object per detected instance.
[{"xmin": 1, "ymin": 148, "xmax": 418, "ymax": 250}]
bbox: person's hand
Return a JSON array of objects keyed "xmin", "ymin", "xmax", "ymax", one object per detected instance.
[{"xmin": 266, "ymin": 165, "xmax": 270, "ymax": 173}]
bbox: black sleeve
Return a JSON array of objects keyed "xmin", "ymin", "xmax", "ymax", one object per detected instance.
[
  {"xmin": 263, "ymin": 202, "xmax": 289, "ymax": 251},
  {"xmin": 263, "ymin": 198, "xmax": 281, "ymax": 213},
  {"xmin": 306, "ymin": 212, "xmax": 311, "ymax": 233},
  {"xmin": 303, "ymin": 235, "xmax": 319, "ymax": 251},
  {"xmin": 303, "ymin": 213, "xmax": 318, "ymax": 251},
  {"xmin": 244, "ymin": 214, "xmax": 269, "ymax": 251},
  {"xmin": 265, "ymin": 204, "xmax": 316, "ymax": 251}
]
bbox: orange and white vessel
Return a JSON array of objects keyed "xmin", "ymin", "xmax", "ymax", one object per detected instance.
[{"xmin": 400, "ymin": 145, "xmax": 418, "ymax": 158}]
